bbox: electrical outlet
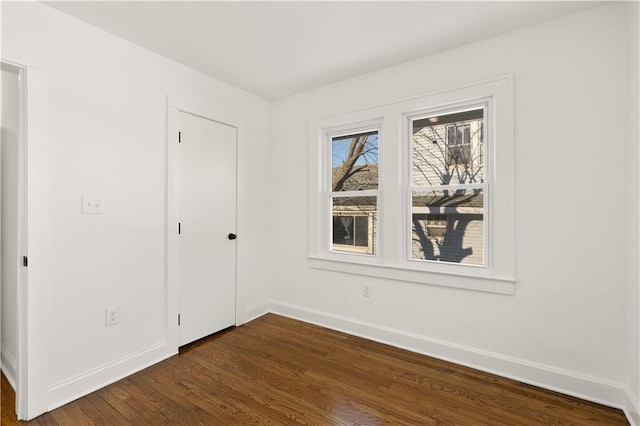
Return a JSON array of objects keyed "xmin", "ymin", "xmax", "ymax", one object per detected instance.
[
  {"xmin": 105, "ymin": 306, "xmax": 119, "ymax": 327},
  {"xmin": 362, "ymin": 283, "xmax": 371, "ymax": 297},
  {"xmin": 82, "ymin": 196, "xmax": 104, "ymax": 214}
]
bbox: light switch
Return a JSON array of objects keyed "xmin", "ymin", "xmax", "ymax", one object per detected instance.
[{"xmin": 81, "ymin": 196, "xmax": 104, "ymax": 214}]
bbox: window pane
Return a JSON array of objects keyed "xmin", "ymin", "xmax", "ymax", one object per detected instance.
[
  {"xmin": 332, "ymin": 131, "xmax": 378, "ymax": 191},
  {"xmin": 412, "ymin": 109, "xmax": 484, "ymax": 186},
  {"xmin": 332, "ymin": 196, "xmax": 376, "ymax": 255},
  {"xmin": 411, "ymin": 189, "xmax": 483, "ymax": 266}
]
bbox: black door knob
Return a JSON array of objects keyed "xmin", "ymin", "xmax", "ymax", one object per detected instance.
[{"xmin": 228, "ymin": 233, "xmax": 237, "ymax": 240}]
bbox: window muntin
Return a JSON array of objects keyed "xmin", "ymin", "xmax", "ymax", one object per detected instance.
[
  {"xmin": 330, "ymin": 131, "xmax": 379, "ymax": 256},
  {"xmin": 410, "ymin": 107, "xmax": 486, "ymax": 267}
]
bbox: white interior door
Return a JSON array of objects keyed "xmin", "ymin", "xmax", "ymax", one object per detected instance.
[{"xmin": 177, "ymin": 111, "xmax": 237, "ymax": 347}]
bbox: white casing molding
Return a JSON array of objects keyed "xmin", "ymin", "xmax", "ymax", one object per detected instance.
[{"xmin": 624, "ymin": 388, "xmax": 640, "ymax": 426}]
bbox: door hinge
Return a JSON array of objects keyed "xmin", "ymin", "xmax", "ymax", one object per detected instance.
[
  {"xmin": 178, "ymin": 131, "xmax": 181, "ymax": 143},
  {"xmin": 178, "ymin": 222, "xmax": 181, "ymax": 235},
  {"xmin": 23, "ymin": 256, "xmax": 28, "ymax": 267},
  {"xmin": 178, "ymin": 314, "xmax": 181, "ymax": 326}
]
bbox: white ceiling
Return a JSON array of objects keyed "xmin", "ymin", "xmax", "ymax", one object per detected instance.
[{"xmin": 46, "ymin": 1, "xmax": 600, "ymax": 100}]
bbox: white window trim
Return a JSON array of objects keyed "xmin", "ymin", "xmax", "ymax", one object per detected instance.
[{"xmin": 308, "ymin": 75, "xmax": 515, "ymax": 295}]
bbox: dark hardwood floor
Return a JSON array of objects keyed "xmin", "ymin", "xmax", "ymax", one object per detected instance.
[
  {"xmin": 1, "ymin": 314, "xmax": 629, "ymax": 425},
  {"xmin": 2, "ymin": 369, "xmax": 17, "ymax": 425}
]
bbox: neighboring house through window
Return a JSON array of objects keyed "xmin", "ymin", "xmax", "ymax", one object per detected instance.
[{"xmin": 309, "ymin": 76, "xmax": 515, "ymax": 294}]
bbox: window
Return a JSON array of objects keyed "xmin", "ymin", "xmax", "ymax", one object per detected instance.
[
  {"xmin": 446, "ymin": 123, "xmax": 471, "ymax": 166},
  {"xmin": 411, "ymin": 108, "xmax": 485, "ymax": 267},
  {"xmin": 309, "ymin": 76, "xmax": 514, "ymax": 294},
  {"xmin": 330, "ymin": 130, "xmax": 379, "ymax": 256},
  {"xmin": 423, "ymin": 214, "xmax": 449, "ymax": 242}
]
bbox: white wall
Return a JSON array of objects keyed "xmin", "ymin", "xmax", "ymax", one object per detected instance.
[
  {"xmin": 627, "ymin": 2, "xmax": 640, "ymax": 423},
  {"xmin": 1, "ymin": 2, "xmax": 272, "ymax": 417},
  {"xmin": 271, "ymin": 2, "xmax": 633, "ymax": 412},
  {"xmin": 1, "ymin": 67, "xmax": 20, "ymax": 387}
]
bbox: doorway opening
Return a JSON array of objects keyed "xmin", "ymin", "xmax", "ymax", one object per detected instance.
[{"xmin": 1, "ymin": 60, "xmax": 27, "ymax": 420}]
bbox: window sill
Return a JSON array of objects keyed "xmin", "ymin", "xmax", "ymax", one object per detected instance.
[{"xmin": 308, "ymin": 256, "xmax": 515, "ymax": 295}]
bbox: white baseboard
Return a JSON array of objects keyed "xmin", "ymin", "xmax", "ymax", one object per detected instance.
[
  {"xmin": 1, "ymin": 344, "xmax": 18, "ymax": 390},
  {"xmin": 624, "ymin": 387, "xmax": 640, "ymax": 426},
  {"xmin": 45, "ymin": 341, "xmax": 176, "ymax": 412},
  {"xmin": 270, "ymin": 301, "xmax": 629, "ymax": 417},
  {"xmin": 243, "ymin": 301, "xmax": 270, "ymax": 324},
  {"xmin": 30, "ymin": 300, "xmax": 636, "ymax": 425},
  {"xmin": 41, "ymin": 301, "xmax": 270, "ymax": 416}
]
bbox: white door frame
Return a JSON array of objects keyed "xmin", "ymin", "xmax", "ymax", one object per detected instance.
[
  {"xmin": 166, "ymin": 102, "xmax": 241, "ymax": 351},
  {"xmin": 1, "ymin": 59, "xmax": 27, "ymax": 419},
  {"xmin": 1, "ymin": 46, "xmax": 51, "ymax": 420}
]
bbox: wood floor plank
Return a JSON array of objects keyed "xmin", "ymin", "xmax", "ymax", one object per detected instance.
[
  {"xmin": 234, "ymin": 321, "xmax": 512, "ymax": 424},
  {"xmin": 45, "ymin": 401, "xmax": 94, "ymax": 426},
  {"xmin": 1, "ymin": 314, "xmax": 629, "ymax": 425}
]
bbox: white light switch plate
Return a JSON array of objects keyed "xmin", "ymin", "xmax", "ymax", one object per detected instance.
[{"xmin": 81, "ymin": 196, "xmax": 104, "ymax": 214}]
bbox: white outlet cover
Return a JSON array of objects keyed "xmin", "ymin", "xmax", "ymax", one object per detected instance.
[
  {"xmin": 362, "ymin": 283, "xmax": 371, "ymax": 297},
  {"xmin": 105, "ymin": 306, "xmax": 119, "ymax": 327},
  {"xmin": 82, "ymin": 196, "xmax": 104, "ymax": 214}
]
